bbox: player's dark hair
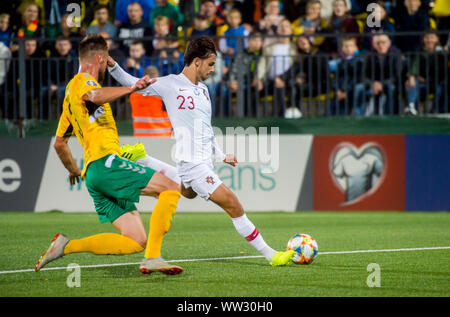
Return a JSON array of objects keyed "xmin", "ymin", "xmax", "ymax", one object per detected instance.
[
  {"xmin": 184, "ymin": 36, "xmax": 217, "ymax": 66},
  {"xmin": 79, "ymin": 35, "xmax": 108, "ymax": 60}
]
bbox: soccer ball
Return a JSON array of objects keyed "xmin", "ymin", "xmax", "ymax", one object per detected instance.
[
  {"xmin": 284, "ymin": 107, "xmax": 302, "ymax": 119},
  {"xmin": 287, "ymin": 233, "xmax": 318, "ymax": 264}
]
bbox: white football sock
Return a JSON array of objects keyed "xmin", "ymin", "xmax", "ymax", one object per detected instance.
[
  {"xmin": 231, "ymin": 214, "xmax": 276, "ymax": 261},
  {"xmin": 137, "ymin": 156, "xmax": 181, "ymax": 185}
]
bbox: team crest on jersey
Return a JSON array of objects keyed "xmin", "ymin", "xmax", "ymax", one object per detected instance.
[
  {"xmin": 86, "ymin": 80, "xmax": 98, "ymax": 87},
  {"xmin": 206, "ymin": 176, "xmax": 215, "ymax": 185},
  {"xmin": 194, "ymin": 87, "xmax": 200, "ymax": 96}
]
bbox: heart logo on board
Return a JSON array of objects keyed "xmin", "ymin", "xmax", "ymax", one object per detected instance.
[{"xmin": 329, "ymin": 142, "xmax": 386, "ymax": 205}]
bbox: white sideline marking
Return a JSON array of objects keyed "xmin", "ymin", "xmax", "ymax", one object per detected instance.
[{"xmin": 1, "ymin": 246, "xmax": 449, "ymax": 275}]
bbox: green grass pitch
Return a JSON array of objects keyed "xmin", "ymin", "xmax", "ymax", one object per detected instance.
[{"xmin": 0, "ymin": 211, "xmax": 449, "ymax": 297}]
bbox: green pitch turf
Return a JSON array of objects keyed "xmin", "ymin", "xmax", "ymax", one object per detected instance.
[{"xmin": 0, "ymin": 211, "xmax": 449, "ymax": 297}]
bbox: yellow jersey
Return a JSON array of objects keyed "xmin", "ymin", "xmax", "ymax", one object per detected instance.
[{"xmin": 56, "ymin": 72, "xmax": 120, "ymax": 178}]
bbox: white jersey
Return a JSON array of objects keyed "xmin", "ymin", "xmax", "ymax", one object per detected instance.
[{"xmin": 108, "ymin": 63, "xmax": 226, "ymax": 164}]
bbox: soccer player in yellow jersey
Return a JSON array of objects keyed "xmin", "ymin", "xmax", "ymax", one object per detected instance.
[{"xmin": 35, "ymin": 35, "xmax": 183, "ymax": 275}]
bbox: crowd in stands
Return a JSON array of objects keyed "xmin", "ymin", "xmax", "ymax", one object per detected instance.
[{"xmin": 0, "ymin": 0, "xmax": 449, "ymax": 119}]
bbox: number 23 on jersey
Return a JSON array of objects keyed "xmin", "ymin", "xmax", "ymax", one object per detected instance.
[{"xmin": 177, "ymin": 95, "xmax": 195, "ymax": 110}]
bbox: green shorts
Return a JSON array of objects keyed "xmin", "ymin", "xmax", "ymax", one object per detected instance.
[{"xmin": 85, "ymin": 154, "xmax": 156, "ymax": 223}]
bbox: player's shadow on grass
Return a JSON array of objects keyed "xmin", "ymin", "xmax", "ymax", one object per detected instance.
[
  {"xmin": 94, "ymin": 265, "xmax": 187, "ymax": 282},
  {"xmin": 204, "ymin": 259, "xmax": 269, "ymax": 268},
  {"xmin": 94, "ymin": 265, "xmax": 144, "ymax": 277}
]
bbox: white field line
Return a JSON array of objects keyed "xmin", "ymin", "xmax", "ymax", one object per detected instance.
[{"xmin": 1, "ymin": 246, "xmax": 449, "ymax": 275}]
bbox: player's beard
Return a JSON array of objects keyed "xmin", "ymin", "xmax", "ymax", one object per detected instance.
[
  {"xmin": 200, "ymin": 72, "xmax": 211, "ymax": 81},
  {"xmin": 98, "ymin": 69, "xmax": 105, "ymax": 82}
]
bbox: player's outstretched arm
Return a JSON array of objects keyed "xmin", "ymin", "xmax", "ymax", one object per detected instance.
[
  {"xmin": 107, "ymin": 56, "xmax": 159, "ymax": 97},
  {"xmin": 107, "ymin": 57, "xmax": 140, "ymax": 87},
  {"xmin": 82, "ymin": 76, "xmax": 153, "ymax": 105}
]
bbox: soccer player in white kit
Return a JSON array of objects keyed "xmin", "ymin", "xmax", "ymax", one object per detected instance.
[{"xmin": 108, "ymin": 36, "xmax": 294, "ymax": 267}]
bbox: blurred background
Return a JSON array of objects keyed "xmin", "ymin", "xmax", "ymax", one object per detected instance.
[{"xmin": 0, "ymin": 0, "xmax": 448, "ymax": 212}]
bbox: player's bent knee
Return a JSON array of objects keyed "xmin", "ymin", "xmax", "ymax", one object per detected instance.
[
  {"xmin": 142, "ymin": 172, "xmax": 181, "ymax": 196},
  {"xmin": 227, "ymin": 205, "xmax": 244, "ymax": 218},
  {"xmin": 223, "ymin": 195, "xmax": 244, "ymax": 218},
  {"xmin": 123, "ymin": 232, "xmax": 147, "ymax": 249}
]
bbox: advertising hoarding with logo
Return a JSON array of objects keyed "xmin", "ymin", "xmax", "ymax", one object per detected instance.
[
  {"xmin": 3, "ymin": 134, "xmax": 448, "ymax": 213},
  {"xmin": 35, "ymin": 135, "xmax": 313, "ymax": 212},
  {"xmin": 313, "ymin": 135, "xmax": 405, "ymax": 211}
]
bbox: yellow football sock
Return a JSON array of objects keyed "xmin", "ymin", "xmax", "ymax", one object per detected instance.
[
  {"xmin": 64, "ymin": 233, "xmax": 144, "ymax": 255},
  {"xmin": 144, "ymin": 190, "xmax": 181, "ymax": 259}
]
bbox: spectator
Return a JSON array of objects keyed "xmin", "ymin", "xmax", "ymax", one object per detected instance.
[
  {"xmin": 10, "ymin": 2, "xmax": 45, "ymax": 53},
  {"xmin": 321, "ymin": 0, "xmax": 352, "ymax": 21},
  {"xmin": 365, "ymin": 33, "xmax": 403, "ymax": 115},
  {"xmin": 115, "ymin": 0, "xmax": 155, "ymax": 26},
  {"xmin": 58, "ymin": 14, "xmax": 82, "ymax": 51},
  {"xmin": 86, "ymin": 4, "xmax": 117, "ymax": 38},
  {"xmin": 228, "ymin": 32, "xmax": 263, "ymax": 116},
  {"xmin": 0, "ymin": 40, "xmax": 11, "ymax": 118},
  {"xmin": 123, "ymin": 41, "xmax": 152, "ymax": 78},
  {"xmin": 322, "ymin": 0, "xmax": 360, "ymax": 55},
  {"xmin": 203, "ymin": 51, "xmax": 226, "ymax": 116},
  {"xmin": 150, "ymin": 0, "xmax": 184, "ymax": 32},
  {"xmin": 16, "ymin": 2, "xmax": 45, "ymax": 39},
  {"xmin": 44, "ymin": 0, "xmax": 67, "ymax": 39},
  {"xmin": 179, "ymin": 0, "xmax": 201, "ymax": 28},
  {"xmin": 151, "ymin": 15, "xmax": 182, "ymax": 75},
  {"xmin": 283, "ymin": 0, "xmax": 307, "ymax": 23},
  {"xmin": 150, "ymin": 18, "xmax": 184, "ymax": 76},
  {"xmin": 98, "ymin": 31, "xmax": 126, "ymax": 69},
  {"xmin": 292, "ymin": 0, "xmax": 328, "ymax": 49},
  {"xmin": 0, "ymin": 13, "xmax": 13, "ymax": 47},
  {"xmin": 362, "ymin": 1, "xmax": 395, "ymax": 52},
  {"xmin": 7, "ymin": 39, "xmax": 47, "ymax": 118},
  {"xmin": 0, "ymin": 40, "xmax": 11, "ymax": 91},
  {"xmin": 151, "ymin": 46, "xmax": 184, "ymax": 76},
  {"xmin": 292, "ymin": 35, "xmax": 329, "ymax": 117},
  {"xmin": 2, "ymin": 2, "xmax": 21, "ymax": 36},
  {"xmin": 256, "ymin": 19, "xmax": 298, "ymax": 117},
  {"xmin": 429, "ymin": 0, "xmax": 450, "ymax": 31},
  {"xmin": 98, "ymin": 31, "xmax": 125, "ymax": 111},
  {"xmin": 219, "ymin": 9, "xmax": 250, "ymax": 65},
  {"xmin": 152, "ymin": 15, "xmax": 179, "ymax": 52},
  {"xmin": 189, "ymin": 14, "xmax": 216, "ymax": 37},
  {"xmin": 200, "ymin": 0, "xmax": 227, "ymax": 36},
  {"xmin": 117, "ymin": 1, "xmax": 154, "ymax": 55},
  {"xmin": 329, "ymin": 37, "xmax": 365, "ymax": 116},
  {"xmin": 256, "ymin": 0, "xmax": 285, "ymax": 48},
  {"xmin": 43, "ymin": 37, "xmax": 78, "ymax": 118},
  {"xmin": 395, "ymin": 0, "xmax": 430, "ymax": 52},
  {"xmin": 392, "ymin": 0, "xmax": 430, "ymax": 15},
  {"xmin": 405, "ymin": 30, "xmax": 448, "ymax": 114},
  {"xmin": 240, "ymin": 0, "xmax": 266, "ymax": 26},
  {"xmin": 217, "ymin": 0, "xmax": 245, "ymax": 20},
  {"xmin": 349, "ymin": 0, "xmax": 373, "ymax": 15}
]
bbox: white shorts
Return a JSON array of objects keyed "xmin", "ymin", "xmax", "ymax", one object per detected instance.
[{"xmin": 177, "ymin": 161, "xmax": 222, "ymax": 200}]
